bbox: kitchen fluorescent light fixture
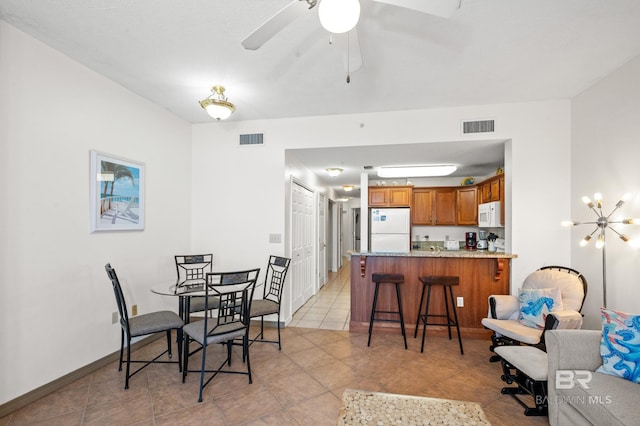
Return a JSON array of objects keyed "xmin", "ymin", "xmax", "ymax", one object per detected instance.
[{"xmin": 377, "ymin": 165, "xmax": 457, "ymax": 178}]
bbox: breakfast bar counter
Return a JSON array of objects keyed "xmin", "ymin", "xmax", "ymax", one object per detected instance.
[{"xmin": 350, "ymin": 250, "xmax": 517, "ymax": 339}]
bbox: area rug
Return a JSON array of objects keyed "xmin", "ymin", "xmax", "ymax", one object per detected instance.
[{"xmin": 338, "ymin": 389, "xmax": 491, "ymax": 426}]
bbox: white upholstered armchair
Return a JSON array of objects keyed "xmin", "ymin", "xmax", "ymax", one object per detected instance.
[{"xmin": 481, "ymin": 265, "xmax": 587, "ymax": 361}]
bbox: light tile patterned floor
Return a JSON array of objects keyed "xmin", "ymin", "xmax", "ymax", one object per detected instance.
[
  {"xmin": 1, "ymin": 259, "xmax": 550, "ymax": 426},
  {"xmin": 0, "ymin": 329, "xmax": 550, "ymax": 425},
  {"xmin": 288, "ymin": 261, "xmax": 351, "ymax": 331}
]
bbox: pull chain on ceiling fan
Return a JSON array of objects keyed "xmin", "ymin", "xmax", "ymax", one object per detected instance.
[{"xmin": 241, "ymin": 0, "xmax": 461, "ymax": 75}]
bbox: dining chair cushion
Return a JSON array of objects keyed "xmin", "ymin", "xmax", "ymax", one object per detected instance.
[
  {"xmin": 183, "ymin": 320, "xmax": 247, "ymax": 346},
  {"xmin": 128, "ymin": 311, "xmax": 184, "ymax": 338},
  {"xmin": 250, "ymin": 299, "xmax": 279, "ymax": 317},
  {"xmin": 188, "ymin": 296, "xmax": 220, "ymax": 313}
]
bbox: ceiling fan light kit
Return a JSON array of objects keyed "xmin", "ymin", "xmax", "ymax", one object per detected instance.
[
  {"xmin": 318, "ymin": 0, "xmax": 361, "ymax": 34},
  {"xmin": 199, "ymin": 85, "xmax": 235, "ymax": 120},
  {"xmin": 241, "ymin": 0, "xmax": 460, "ymax": 80}
]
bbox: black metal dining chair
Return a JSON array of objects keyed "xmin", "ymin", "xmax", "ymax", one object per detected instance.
[
  {"xmin": 181, "ymin": 268, "xmax": 260, "ymax": 402},
  {"xmin": 105, "ymin": 263, "xmax": 184, "ymax": 389},
  {"xmin": 174, "ymin": 254, "xmax": 218, "ymax": 319},
  {"xmin": 248, "ymin": 255, "xmax": 291, "ymax": 349}
]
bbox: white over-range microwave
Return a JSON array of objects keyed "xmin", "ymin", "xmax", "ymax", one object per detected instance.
[{"xmin": 478, "ymin": 201, "xmax": 502, "ymax": 227}]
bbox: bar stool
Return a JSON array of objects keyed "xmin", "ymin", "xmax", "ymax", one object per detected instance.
[
  {"xmin": 368, "ymin": 273, "xmax": 407, "ymax": 349},
  {"xmin": 414, "ymin": 275, "xmax": 464, "ymax": 354}
]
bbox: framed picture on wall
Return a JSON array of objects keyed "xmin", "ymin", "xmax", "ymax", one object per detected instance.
[{"xmin": 89, "ymin": 150, "xmax": 145, "ymax": 232}]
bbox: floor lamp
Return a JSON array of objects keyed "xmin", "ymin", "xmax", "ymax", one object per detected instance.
[{"xmin": 562, "ymin": 193, "xmax": 637, "ymax": 308}]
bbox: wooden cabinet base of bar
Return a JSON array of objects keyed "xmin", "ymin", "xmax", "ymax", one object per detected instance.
[{"xmin": 350, "ymin": 255, "xmax": 510, "ymax": 339}]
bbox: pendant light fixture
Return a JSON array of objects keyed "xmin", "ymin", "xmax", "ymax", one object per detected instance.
[
  {"xmin": 319, "ymin": 0, "xmax": 360, "ymax": 34},
  {"xmin": 199, "ymin": 86, "xmax": 235, "ymax": 120}
]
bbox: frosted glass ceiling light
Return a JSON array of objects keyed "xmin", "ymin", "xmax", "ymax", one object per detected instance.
[
  {"xmin": 326, "ymin": 167, "xmax": 343, "ymax": 177},
  {"xmin": 199, "ymin": 85, "xmax": 235, "ymax": 120},
  {"xmin": 561, "ymin": 192, "xmax": 639, "ymax": 307},
  {"xmin": 343, "ymin": 185, "xmax": 354, "ymax": 191},
  {"xmin": 377, "ymin": 165, "xmax": 457, "ymax": 178},
  {"xmin": 318, "ymin": 0, "xmax": 360, "ymax": 34}
]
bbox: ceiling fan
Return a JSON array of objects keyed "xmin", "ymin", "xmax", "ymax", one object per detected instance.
[{"xmin": 241, "ymin": 0, "xmax": 461, "ymax": 77}]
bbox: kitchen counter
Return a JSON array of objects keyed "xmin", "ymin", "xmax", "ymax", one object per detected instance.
[
  {"xmin": 352, "ymin": 250, "xmax": 517, "ymax": 259},
  {"xmin": 350, "ymin": 251, "xmax": 516, "ymax": 338}
]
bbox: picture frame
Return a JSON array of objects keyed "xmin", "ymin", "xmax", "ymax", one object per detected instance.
[{"xmin": 89, "ymin": 150, "xmax": 145, "ymax": 232}]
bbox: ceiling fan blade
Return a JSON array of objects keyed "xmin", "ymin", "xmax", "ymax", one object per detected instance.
[
  {"xmin": 241, "ymin": 1, "xmax": 313, "ymax": 50},
  {"xmin": 371, "ymin": 0, "xmax": 461, "ymax": 18}
]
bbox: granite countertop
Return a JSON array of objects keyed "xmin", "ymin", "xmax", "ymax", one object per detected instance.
[{"xmin": 350, "ymin": 250, "xmax": 517, "ymax": 259}]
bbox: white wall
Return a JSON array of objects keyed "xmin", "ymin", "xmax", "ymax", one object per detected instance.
[
  {"xmin": 191, "ymin": 102, "xmax": 574, "ymax": 327},
  {"xmin": 571, "ymin": 56, "xmax": 640, "ymax": 328},
  {"xmin": 0, "ymin": 22, "xmax": 192, "ymax": 404},
  {"xmin": 5, "ymin": 17, "xmax": 611, "ymax": 405}
]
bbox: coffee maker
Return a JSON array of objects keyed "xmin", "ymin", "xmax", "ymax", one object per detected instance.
[
  {"xmin": 476, "ymin": 230, "xmax": 488, "ymax": 250},
  {"xmin": 465, "ymin": 232, "xmax": 477, "ymax": 250}
]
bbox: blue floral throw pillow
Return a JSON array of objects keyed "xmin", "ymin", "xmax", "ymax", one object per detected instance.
[
  {"xmin": 596, "ymin": 308, "xmax": 640, "ymax": 383},
  {"xmin": 518, "ymin": 288, "xmax": 563, "ymax": 329}
]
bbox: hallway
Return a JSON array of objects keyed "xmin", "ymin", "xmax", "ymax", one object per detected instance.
[{"xmin": 288, "ymin": 259, "xmax": 351, "ymax": 330}]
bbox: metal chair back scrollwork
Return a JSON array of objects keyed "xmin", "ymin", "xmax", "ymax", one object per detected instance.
[{"xmin": 249, "ymin": 256, "xmax": 291, "ymax": 349}]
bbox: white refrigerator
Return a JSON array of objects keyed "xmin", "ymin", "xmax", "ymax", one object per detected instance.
[{"xmin": 370, "ymin": 208, "xmax": 411, "ymax": 252}]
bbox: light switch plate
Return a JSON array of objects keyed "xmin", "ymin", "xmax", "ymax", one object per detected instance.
[
  {"xmin": 457, "ymin": 297, "xmax": 464, "ymax": 307},
  {"xmin": 269, "ymin": 233, "xmax": 282, "ymax": 243}
]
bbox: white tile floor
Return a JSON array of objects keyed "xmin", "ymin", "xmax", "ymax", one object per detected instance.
[{"xmin": 288, "ymin": 258, "xmax": 351, "ymax": 330}]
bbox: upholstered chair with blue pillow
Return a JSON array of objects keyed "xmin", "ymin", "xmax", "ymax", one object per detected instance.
[
  {"xmin": 481, "ymin": 265, "xmax": 588, "ymax": 361},
  {"xmin": 547, "ymin": 315, "xmax": 640, "ymax": 426}
]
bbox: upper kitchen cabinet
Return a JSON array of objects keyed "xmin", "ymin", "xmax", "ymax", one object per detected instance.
[
  {"xmin": 412, "ymin": 188, "xmax": 457, "ymax": 225},
  {"xmin": 368, "ymin": 186, "xmax": 412, "ymax": 207},
  {"xmin": 479, "ymin": 174, "xmax": 503, "ymax": 203},
  {"xmin": 456, "ymin": 186, "xmax": 478, "ymax": 225}
]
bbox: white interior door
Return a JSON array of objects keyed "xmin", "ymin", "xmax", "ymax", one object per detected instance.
[{"xmin": 291, "ymin": 181, "xmax": 315, "ymax": 312}]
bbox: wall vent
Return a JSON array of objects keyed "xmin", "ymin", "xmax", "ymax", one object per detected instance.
[
  {"xmin": 462, "ymin": 119, "xmax": 495, "ymax": 134},
  {"xmin": 239, "ymin": 133, "xmax": 264, "ymax": 145}
]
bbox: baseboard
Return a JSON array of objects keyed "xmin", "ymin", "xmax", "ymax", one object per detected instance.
[
  {"xmin": 0, "ymin": 334, "xmax": 161, "ymax": 419},
  {"xmin": 250, "ymin": 319, "xmax": 282, "ymax": 328},
  {"xmin": 349, "ymin": 321, "xmax": 493, "ymax": 340}
]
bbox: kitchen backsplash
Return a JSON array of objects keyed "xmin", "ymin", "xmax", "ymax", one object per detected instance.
[{"xmin": 412, "ymin": 240, "xmax": 465, "ymax": 251}]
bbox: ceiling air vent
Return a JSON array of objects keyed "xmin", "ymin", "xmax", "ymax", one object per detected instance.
[
  {"xmin": 239, "ymin": 133, "xmax": 264, "ymax": 145},
  {"xmin": 462, "ymin": 119, "xmax": 495, "ymax": 134}
]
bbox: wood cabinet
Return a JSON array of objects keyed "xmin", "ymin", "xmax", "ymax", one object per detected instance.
[
  {"xmin": 412, "ymin": 188, "xmax": 456, "ymax": 225},
  {"xmin": 479, "ymin": 175, "xmax": 503, "ymax": 203},
  {"xmin": 456, "ymin": 186, "xmax": 478, "ymax": 225},
  {"xmin": 412, "ymin": 189, "xmax": 434, "ymax": 225},
  {"xmin": 368, "ymin": 186, "xmax": 412, "ymax": 207},
  {"xmin": 478, "ymin": 174, "xmax": 505, "ymax": 225}
]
